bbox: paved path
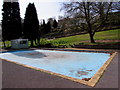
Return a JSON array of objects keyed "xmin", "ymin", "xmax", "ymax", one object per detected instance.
[{"xmin": 1, "ymin": 50, "xmax": 119, "ymax": 88}]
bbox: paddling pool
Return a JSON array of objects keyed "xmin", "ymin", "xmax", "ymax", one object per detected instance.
[{"xmin": 0, "ymin": 49, "xmax": 116, "ymax": 87}]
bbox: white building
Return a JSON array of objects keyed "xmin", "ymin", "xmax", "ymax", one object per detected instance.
[{"xmin": 11, "ymin": 39, "xmax": 29, "ymax": 49}]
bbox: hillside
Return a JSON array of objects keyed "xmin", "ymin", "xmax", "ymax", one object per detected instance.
[{"xmin": 40, "ymin": 29, "xmax": 120, "ymax": 48}]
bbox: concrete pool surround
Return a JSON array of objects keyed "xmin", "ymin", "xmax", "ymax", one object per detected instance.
[{"xmin": 0, "ymin": 48, "xmax": 117, "ymax": 87}]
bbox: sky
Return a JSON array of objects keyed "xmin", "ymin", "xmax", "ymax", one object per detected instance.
[
  {"xmin": 1, "ymin": 0, "xmax": 118, "ymax": 23},
  {"xmin": 0, "ymin": 0, "xmax": 66, "ymax": 23}
]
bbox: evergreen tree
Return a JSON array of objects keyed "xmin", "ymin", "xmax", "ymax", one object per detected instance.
[
  {"xmin": 2, "ymin": 2, "xmax": 10, "ymax": 47},
  {"xmin": 23, "ymin": 3, "xmax": 39, "ymax": 46},
  {"xmin": 43, "ymin": 19, "xmax": 46, "ymax": 26},
  {"xmin": 41, "ymin": 19, "xmax": 51, "ymax": 35},
  {"xmin": 10, "ymin": 2, "xmax": 22, "ymax": 40},
  {"xmin": 46, "ymin": 21, "xmax": 51, "ymax": 33},
  {"xmin": 42, "ymin": 19, "xmax": 47, "ymax": 34},
  {"xmin": 53, "ymin": 19, "xmax": 58, "ymax": 28},
  {"xmin": 2, "ymin": 1, "xmax": 22, "ymax": 47}
]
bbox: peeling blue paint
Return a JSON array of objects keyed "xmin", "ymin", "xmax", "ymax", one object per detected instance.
[{"xmin": 0, "ymin": 49, "xmax": 110, "ymax": 80}]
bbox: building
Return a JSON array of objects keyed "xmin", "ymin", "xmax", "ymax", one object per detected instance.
[{"xmin": 58, "ymin": 17, "xmax": 86, "ymax": 30}]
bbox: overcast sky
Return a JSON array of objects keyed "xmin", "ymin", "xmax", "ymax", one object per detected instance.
[{"xmin": 0, "ymin": 0, "xmax": 66, "ymax": 23}]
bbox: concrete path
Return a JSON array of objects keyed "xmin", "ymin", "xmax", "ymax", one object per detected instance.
[{"xmin": 1, "ymin": 50, "xmax": 119, "ymax": 88}]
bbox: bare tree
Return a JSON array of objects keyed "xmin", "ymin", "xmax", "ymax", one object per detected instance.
[
  {"xmin": 61, "ymin": 2, "xmax": 113, "ymax": 43},
  {"xmin": 112, "ymin": 2, "xmax": 120, "ymax": 12}
]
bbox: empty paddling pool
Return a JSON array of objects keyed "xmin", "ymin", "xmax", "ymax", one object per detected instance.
[{"xmin": 0, "ymin": 49, "xmax": 117, "ymax": 87}]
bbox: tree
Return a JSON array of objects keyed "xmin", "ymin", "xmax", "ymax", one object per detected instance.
[
  {"xmin": 61, "ymin": 2, "xmax": 113, "ymax": 43},
  {"xmin": 2, "ymin": 1, "xmax": 22, "ymax": 47},
  {"xmin": 2, "ymin": 2, "xmax": 10, "ymax": 47},
  {"xmin": 10, "ymin": 2, "xmax": 22, "ymax": 40},
  {"xmin": 53, "ymin": 19, "xmax": 58, "ymax": 28},
  {"xmin": 112, "ymin": 2, "xmax": 120, "ymax": 12},
  {"xmin": 23, "ymin": 3, "xmax": 39, "ymax": 46},
  {"xmin": 40, "ymin": 19, "xmax": 50, "ymax": 35},
  {"xmin": 41, "ymin": 19, "xmax": 47, "ymax": 34},
  {"xmin": 43, "ymin": 19, "xmax": 46, "ymax": 26},
  {"xmin": 46, "ymin": 21, "xmax": 51, "ymax": 33}
]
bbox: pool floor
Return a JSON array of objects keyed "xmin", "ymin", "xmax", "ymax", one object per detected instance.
[{"xmin": 0, "ymin": 49, "xmax": 116, "ymax": 87}]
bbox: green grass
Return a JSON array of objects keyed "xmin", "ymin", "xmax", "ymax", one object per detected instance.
[
  {"xmin": 94, "ymin": 29, "xmax": 119, "ymax": 40},
  {"xmin": 0, "ymin": 29, "xmax": 120, "ymax": 48},
  {"xmin": 0, "ymin": 41, "xmax": 32, "ymax": 48},
  {"xmin": 41, "ymin": 29, "xmax": 120, "ymax": 46}
]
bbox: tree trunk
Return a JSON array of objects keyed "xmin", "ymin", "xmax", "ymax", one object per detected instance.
[
  {"xmin": 87, "ymin": 20, "xmax": 95, "ymax": 43},
  {"xmin": 30, "ymin": 40, "xmax": 34, "ymax": 47},
  {"xmin": 3, "ymin": 41, "xmax": 6, "ymax": 48},
  {"xmin": 34, "ymin": 39, "xmax": 37, "ymax": 45},
  {"xmin": 89, "ymin": 33, "xmax": 95, "ymax": 43},
  {"xmin": 7, "ymin": 43, "xmax": 9, "ymax": 47},
  {"xmin": 37, "ymin": 38, "xmax": 40, "ymax": 46}
]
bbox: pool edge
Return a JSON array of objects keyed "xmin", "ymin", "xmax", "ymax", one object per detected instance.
[{"xmin": 88, "ymin": 51, "xmax": 117, "ymax": 87}]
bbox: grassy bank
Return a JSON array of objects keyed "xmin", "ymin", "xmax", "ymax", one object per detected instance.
[
  {"xmin": 0, "ymin": 29, "xmax": 120, "ymax": 48},
  {"xmin": 40, "ymin": 29, "xmax": 120, "ymax": 47}
]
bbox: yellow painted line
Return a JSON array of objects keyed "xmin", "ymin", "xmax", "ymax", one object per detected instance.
[
  {"xmin": 88, "ymin": 52, "xmax": 117, "ymax": 87},
  {"xmin": 0, "ymin": 48, "xmax": 117, "ymax": 87}
]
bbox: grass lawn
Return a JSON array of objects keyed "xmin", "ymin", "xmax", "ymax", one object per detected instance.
[
  {"xmin": 0, "ymin": 29, "xmax": 120, "ymax": 48},
  {"xmin": 40, "ymin": 29, "xmax": 120, "ymax": 46}
]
